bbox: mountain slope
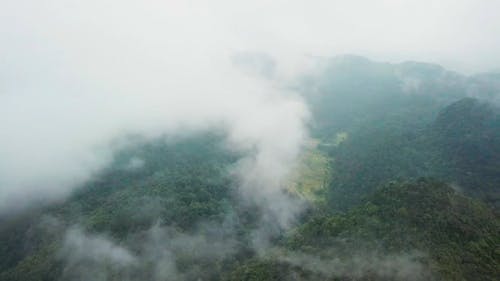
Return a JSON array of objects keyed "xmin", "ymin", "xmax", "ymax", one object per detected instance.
[
  {"xmin": 230, "ymin": 179, "xmax": 499, "ymax": 281},
  {"xmin": 1, "ymin": 57, "xmax": 500, "ymax": 281}
]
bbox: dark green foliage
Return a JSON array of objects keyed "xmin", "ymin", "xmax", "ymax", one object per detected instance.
[
  {"xmin": 0, "ymin": 133, "xmax": 249, "ymax": 280},
  {"xmin": 289, "ymin": 179, "xmax": 500, "ymax": 281},
  {"xmin": 432, "ymin": 98, "xmax": 500, "ymax": 206},
  {"xmin": 55, "ymin": 133, "xmax": 239, "ymax": 234},
  {"xmin": 324, "ymin": 97, "xmax": 500, "ymax": 211},
  {"xmin": 0, "ymin": 244, "xmax": 61, "ymax": 281},
  {"xmin": 224, "ymin": 259, "xmax": 324, "ymax": 281}
]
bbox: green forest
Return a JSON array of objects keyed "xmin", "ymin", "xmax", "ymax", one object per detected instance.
[{"xmin": 1, "ymin": 56, "xmax": 499, "ymax": 281}]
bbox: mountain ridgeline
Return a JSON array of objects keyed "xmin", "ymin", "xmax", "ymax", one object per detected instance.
[{"xmin": 1, "ymin": 56, "xmax": 499, "ymax": 280}]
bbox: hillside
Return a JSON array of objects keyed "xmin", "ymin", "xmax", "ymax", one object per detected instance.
[
  {"xmin": 228, "ymin": 179, "xmax": 499, "ymax": 281},
  {"xmin": 1, "ymin": 57, "xmax": 500, "ymax": 281},
  {"xmin": 298, "ymin": 56, "xmax": 500, "ymax": 211},
  {"xmin": 0, "ymin": 133, "xmax": 255, "ymax": 281}
]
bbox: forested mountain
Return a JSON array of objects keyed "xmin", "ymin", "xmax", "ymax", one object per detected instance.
[
  {"xmin": 303, "ymin": 56, "xmax": 500, "ymax": 211},
  {"xmin": 230, "ymin": 179, "xmax": 499, "ymax": 281},
  {"xmin": 1, "ymin": 57, "xmax": 499, "ymax": 281}
]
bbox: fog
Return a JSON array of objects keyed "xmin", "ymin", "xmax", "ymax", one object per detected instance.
[
  {"xmin": 59, "ymin": 222, "xmax": 238, "ymax": 281},
  {"xmin": 1, "ymin": 0, "xmax": 500, "ymax": 215},
  {"xmin": 0, "ymin": 0, "xmax": 311, "ymax": 215},
  {"xmin": 280, "ymin": 250, "xmax": 432, "ymax": 280}
]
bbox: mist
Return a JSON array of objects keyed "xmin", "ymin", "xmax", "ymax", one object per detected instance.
[
  {"xmin": 0, "ymin": 0, "xmax": 311, "ymax": 216},
  {"xmin": 59, "ymin": 222, "xmax": 239, "ymax": 281},
  {"xmin": 2, "ymin": 0, "xmax": 500, "ymax": 214},
  {"xmin": 2, "ymin": 1, "xmax": 500, "ymax": 280}
]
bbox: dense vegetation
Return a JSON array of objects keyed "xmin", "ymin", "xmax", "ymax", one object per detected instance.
[
  {"xmin": 1, "ymin": 56, "xmax": 499, "ymax": 280},
  {"xmin": 300, "ymin": 56, "xmax": 500, "ymax": 210},
  {"xmin": 0, "ymin": 133, "xmax": 253, "ymax": 281},
  {"xmin": 287, "ymin": 179, "xmax": 499, "ymax": 280}
]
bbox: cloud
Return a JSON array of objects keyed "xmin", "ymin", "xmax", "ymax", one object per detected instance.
[
  {"xmin": 280, "ymin": 250, "xmax": 434, "ymax": 281},
  {"xmin": 60, "ymin": 227, "xmax": 137, "ymax": 281},
  {"xmin": 123, "ymin": 157, "xmax": 145, "ymax": 171},
  {"xmin": 1, "ymin": 0, "xmax": 500, "ymax": 222},
  {"xmin": 58, "ymin": 222, "xmax": 239, "ymax": 281},
  {"xmin": 0, "ymin": 0, "xmax": 309, "ymax": 221}
]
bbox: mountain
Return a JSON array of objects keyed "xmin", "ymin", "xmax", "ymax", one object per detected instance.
[
  {"xmin": 432, "ymin": 98, "xmax": 500, "ymax": 206},
  {"xmin": 232, "ymin": 179, "xmax": 499, "ymax": 281},
  {"xmin": 1, "ymin": 56, "xmax": 499, "ymax": 281},
  {"xmin": 297, "ymin": 56, "xmax": 500, "ymax": 211},
  {"xmin": 322, "ymin": 97, "xmax": 500, "ymax": 211},
  {"xmin": 0, "ymin": 133, "xmax": 257, "ymax": 281}
]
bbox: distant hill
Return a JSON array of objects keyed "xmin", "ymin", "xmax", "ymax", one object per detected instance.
[
  {"xmin": 296, "ymin": 56, "xmax": 500, "ymax": 210},
  {"xmin": 432, "ymin": 98, "xmax": 500, "ymax": 206},
  {"xmin": 321, "ymin": 96, "xmax": 500, "ymax": 211},
  {"xmin": 301, "ymin": 55, "xmax": 500, "ymax": 138}
]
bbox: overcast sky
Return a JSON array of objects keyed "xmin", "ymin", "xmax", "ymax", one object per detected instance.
[
  {"xmin": 1, "ymin": 0, "xmax": 500, "ymax": 213},
  {"xmin": 2, "ymin": 0, "xmax": 500, "ymax": 73},
  {"xmin": 208, "ymin": 0, "xmax": 500, "ymax": 74}
]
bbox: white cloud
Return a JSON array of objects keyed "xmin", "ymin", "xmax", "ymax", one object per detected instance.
[{"xmin": 1, "ymin": 0, "xmax": 499, "ymax": 214}]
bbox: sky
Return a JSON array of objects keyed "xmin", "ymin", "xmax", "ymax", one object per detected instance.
[{"xmin": 1, "ymin": 0, "xmax": 500, "ymax": 213}]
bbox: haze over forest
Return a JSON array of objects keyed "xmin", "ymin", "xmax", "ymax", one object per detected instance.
[{"xmin": 1, "ymin": 1, "xmax": 499, "ymax": 280}]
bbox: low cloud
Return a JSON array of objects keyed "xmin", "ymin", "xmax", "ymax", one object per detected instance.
[
  {"xmin": 274, "ymin": 249, "xmax": 434, "ymax": 281},
  {"xmin": 59, "ymin": 221, "xmax": 240, "ymax": 281},
  {"xmin": 0, "ymin": 1, "xmax": 309, "ymax": 225}
]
